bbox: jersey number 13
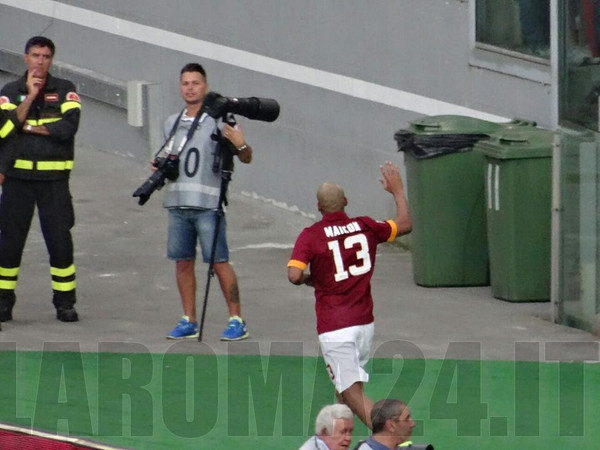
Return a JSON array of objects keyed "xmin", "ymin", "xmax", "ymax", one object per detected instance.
[{"xmin": 327, "ymin": 234, "xmax": 372, "ymax": 282}]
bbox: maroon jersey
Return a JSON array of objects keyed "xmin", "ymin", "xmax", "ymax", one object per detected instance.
[{"xmin": 288, "ymin": 211, "xmax": 397, "ymax": 334}]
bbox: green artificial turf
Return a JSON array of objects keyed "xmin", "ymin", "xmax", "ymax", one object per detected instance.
[{"xmin": 0, "ymin": 347, "xmax": 598, "ymax": 449}]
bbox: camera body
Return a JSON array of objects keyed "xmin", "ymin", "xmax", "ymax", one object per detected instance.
[
  {"xmin": 132, "ymin": 157, "xmax": 179, "ymax": 205},
  {"xmin": 153, "ymin": 156, "xmax": 180, "ymax": 181}
]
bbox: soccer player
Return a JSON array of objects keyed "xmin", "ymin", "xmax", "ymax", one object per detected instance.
[{"xmin": 287, "ymin": 161, "xmax": 412, "ymax": 428}]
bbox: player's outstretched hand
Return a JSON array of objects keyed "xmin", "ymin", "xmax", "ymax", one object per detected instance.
[{"xmin": 379, "ymin": 161, "xmax": 405, "ymax": 195}]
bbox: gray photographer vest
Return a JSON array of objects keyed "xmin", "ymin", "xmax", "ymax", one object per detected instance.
[{"xmin": 162, "ymin": 111, "xmax": 222, "ymax": 210}]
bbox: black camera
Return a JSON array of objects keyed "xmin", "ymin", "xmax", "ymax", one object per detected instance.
[{"xmin": 132, "ymin": 157, "xmax": 179, "ymax": 205}]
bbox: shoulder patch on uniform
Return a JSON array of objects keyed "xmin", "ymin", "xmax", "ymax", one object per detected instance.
[
  {"xmin": 45, "ymin": 93, "xmax": 59, "ymax": 102},
  {"xmin": 0, "ymin": 96, "xmax": 9, "ymax": 105},
  {"xmin": 66, "ymin": 92, "xmax": 81, "ymax": 102}
]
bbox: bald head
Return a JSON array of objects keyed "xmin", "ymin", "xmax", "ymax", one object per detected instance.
[{"xmin": 317, "ymin": 182, "xmax": 347, "ymax": 214}]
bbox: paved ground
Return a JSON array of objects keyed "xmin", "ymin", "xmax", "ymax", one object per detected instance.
[{"xmin": 0, "ymin": 145, "xmax": 598, "ymax": 362}]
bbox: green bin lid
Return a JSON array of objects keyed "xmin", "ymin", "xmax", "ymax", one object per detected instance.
[
  {"xmin": 473, "ymin": 128, "xmax": 555, "ymax": 159},
  {"xmin": 505, "ymin": 118, "xmax": 537, "ymax": 128},
  {"xmin": 409, "ymin": 115, "xmax": 503, "ymax": 135}
]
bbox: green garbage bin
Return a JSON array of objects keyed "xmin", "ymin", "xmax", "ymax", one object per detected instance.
[
  {"xmin": 474, "ymin": 128, "xmax": 554, "ymax": 301},
  {"xmin": 396, "ymin": 115, "xmax": 504, "ymax": 287}
]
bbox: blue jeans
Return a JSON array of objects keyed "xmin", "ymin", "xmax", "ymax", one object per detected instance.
[{"xmin": 167, "ymin": 208, "xmax": 229, "ymax": 263}]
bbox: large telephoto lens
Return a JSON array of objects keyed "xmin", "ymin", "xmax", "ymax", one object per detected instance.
[{"xmin": 228, "ymin": 97, "xmax": 280, "ymax": 122}]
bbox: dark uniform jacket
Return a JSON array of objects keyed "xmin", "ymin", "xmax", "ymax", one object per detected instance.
[
  {"xmin": 0, "ymin": 108, "xmax": 19, "ymax": 171},
  {"xmin": 0, "ymin": 72, "xmax": 81, "ymax": 180}
]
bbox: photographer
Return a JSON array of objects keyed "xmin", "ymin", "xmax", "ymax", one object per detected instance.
[{"xmin": 159, "ymin": 63, "xmax": 252, "ymax": 341}]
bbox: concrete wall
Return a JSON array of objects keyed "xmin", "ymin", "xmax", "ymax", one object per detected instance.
[{"xmin": 0, "ymin": 0, "xmax": 552, "ymax": 218}]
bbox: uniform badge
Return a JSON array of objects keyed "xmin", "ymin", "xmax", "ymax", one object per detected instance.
[
  {"xmin": 44, "ymin": 93, "xmax": 59, "ymax": 102},
  {"xmin": 66, "ymin": 92, "xmax": 81, "ymax": 102}
]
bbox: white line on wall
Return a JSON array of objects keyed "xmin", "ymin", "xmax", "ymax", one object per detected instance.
[{"xmin": 0, "ymin": 0, "xmax": 509, "ymax": 122}]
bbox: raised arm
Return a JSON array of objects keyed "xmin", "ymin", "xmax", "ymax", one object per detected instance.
[{"xmin": 379, "ymin": 160, "xmax": 412, "ymax": 236}]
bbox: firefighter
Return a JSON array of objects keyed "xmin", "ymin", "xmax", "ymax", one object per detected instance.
[{"xmin": 0, "ymin": 36, "xmax": 82, "ymax": 324}]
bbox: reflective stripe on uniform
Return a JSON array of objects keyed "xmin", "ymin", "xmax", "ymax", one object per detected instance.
[
  {"xmin": 61, "ymin": 101, "xmax": 81, "ymax": 114},
  {"xmin": 0, "ymin": 280, "xmax": 17, "ymax": 290},
  {"xmin": 37, "ymin": 160, "xmax": 74, "ymax": 171},
  {"xmin": 52, "ymin": 280, "xmax": 77, "ymax": 292},
  {"xmin": 50, "ymin": 265, "xmax": 76, "ymax": 277},
  {"xmin": 0, "ymin": 267, "xmax": 20, "ymax": 277},
  {"xmin": 51, "ymin": 264, "xmax": 76, "ymax": 292},
  {"xmin": 38, "ymin": 117, "xmax": 62, "ymax": 125},
  {"xmin": 25, "ymin": 118, "xmax": 62, "ymax": 126},
  {"xmin": 14, "ymin": 159, "xmax": 74, "ymax": 171},
  {"xmin": 14, "ymin": 159, "xmax": 34, "ymax": 169},
  {"xmin": 0, "ymin": 119, "xmax": 14, "ymax": 138},
  {"xmin": 0, "ymin": 266, "xmax": 19, "ymax": 290}
]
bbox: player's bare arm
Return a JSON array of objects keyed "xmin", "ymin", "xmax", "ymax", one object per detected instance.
[
  {"xmin": 287, "ymin": 266, "xmax": 313, "ymax": 286},
  {"xmin": 379, "ymin": 160, "xmax": 412, "ymax": 236}
]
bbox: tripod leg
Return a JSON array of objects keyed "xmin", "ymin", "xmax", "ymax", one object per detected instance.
[
  {"xmin": 198, "ymin": 134, "xmax": 236, "ymax": 342},
  {"xmin": 198, "ymin": 187, "xmax": 227, "ymax": 342}
]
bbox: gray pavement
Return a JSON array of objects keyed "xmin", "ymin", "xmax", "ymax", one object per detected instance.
[{"xmin": 0, "ymin": 146, "xmax": 598, "ymax": 362}]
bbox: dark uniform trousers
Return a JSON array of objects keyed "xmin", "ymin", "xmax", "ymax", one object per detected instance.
[{"xmin": 0, "ymin": 177, "xmax": 76, "ymax": 309}]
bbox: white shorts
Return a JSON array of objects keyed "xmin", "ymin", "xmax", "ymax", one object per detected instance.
[{"xmin": 318, "ymin": 323, "xmax": 374, "ymax": 393}]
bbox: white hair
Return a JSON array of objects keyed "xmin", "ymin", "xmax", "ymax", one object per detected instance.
[{"xmin": 314, "ymin": 404, "xmax": 353, "ymax": 435}]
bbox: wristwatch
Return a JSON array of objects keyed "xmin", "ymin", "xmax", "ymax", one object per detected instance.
[{"xmin": 25, "ymin": 124, "xmax": 33, "ymax": 132}]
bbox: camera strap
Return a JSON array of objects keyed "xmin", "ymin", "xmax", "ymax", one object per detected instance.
[
  {"xmin": 153, "ymin": 109, "xmax": 182, "ymax": 158},
  {"xmin": 159, "ymin": 107, "xmax": 206, "ymax": 158}
]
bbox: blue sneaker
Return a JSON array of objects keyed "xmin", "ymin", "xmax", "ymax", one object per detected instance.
[
  {"xmin": 167, "ymin": 316, "xmax": 199, "ymax": 339},
  {"xmin": 220, "ymin": 316, "xmax": 249, "ymax": 341}
]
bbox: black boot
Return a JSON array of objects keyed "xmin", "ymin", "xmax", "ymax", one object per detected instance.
[
  {"xmin": 53, "ymin": 292, "xmax": 79, "ymax": 322},
  {"xmin": 56, "ymin": 307, "xmax": 79, "ymax": 322},
  {"xmin": 0, "ymin": 291, "xmax": 16, "ymax": 322}
]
